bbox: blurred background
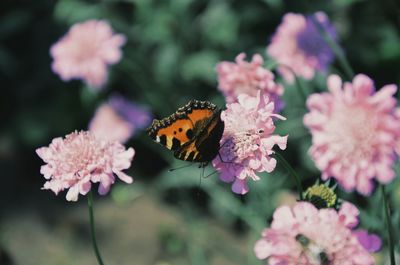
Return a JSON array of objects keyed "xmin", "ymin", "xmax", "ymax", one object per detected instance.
[{"xmin": 1, "ymin": 0, "xmax": 400, "ymax": 264}]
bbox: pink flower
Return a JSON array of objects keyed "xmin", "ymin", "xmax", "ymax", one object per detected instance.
[
  {"xmin": 267, "ymin": 12, "xmax": 336, "ymax": 83},
  {"xmin": 304, "ymin": 74, "xmax": 400, "ymax": 195},
  {"xmin": 216, "ymin": 53, "xmax": 284, "ymax": 111},
  {"xmin": 89, "ymin": 95, "xmax": 151, "ymax": 143},
  {"xmin": 50, "ymin": 19, "xmax": 126, "ymax": 89},
  {"xmin": 212, "ymin": 91, "xmax": 288, "ymax": 194},
  {"xmin": 89, "ymin": 104, "xmax": 133, "ymax": 143},
  {"xmin": 353, "ymin": 230, "xmax": 382, "ymax": 253},
  {"xmin": 338, "ymin": 201, "xmax": 360, "ymax": 229},
  {"xmin": 254, "ymin": 202, "xmax": 375, "ymax": 264},
  {"xmin": 36, "ymin": 131, "xmax": 134, "ymax": 201}
]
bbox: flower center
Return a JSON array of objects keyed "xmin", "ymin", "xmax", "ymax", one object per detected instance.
[
  {"xmin": 71, "ymin": 35, "xmax": 99, "ymax": 61},
  {"xmin": 223, "ymin": 129, "xmax": 263, "ymax": 163},
  {"xmin": 325, "ymin": 102, "xmax": 377, "ymax": 166},
  {"xmin": 59, "ymin": 133, "xmax": 105, "ymax": 174}
]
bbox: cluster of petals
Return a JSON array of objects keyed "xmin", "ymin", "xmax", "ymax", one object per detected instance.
[
  {"xmin": 212, "ymin": 91, "xmax": 288, "ymax": 194},
  {"xmin": 36, "ymin": 131, "xmax": 134, "ymax": 201},
  {"xmin": 304, "ymin": 74, "xmax": 400, "ymax": 195},
  {"xmin": 89, "ymin": 95, "xmax": 151, "ymax": 143},
  {"xmin": 50, "ymin": 19, "xmax": 126, "ymax": 89},
  {"xmin": 267, "ymin": 12, "xmax": 336, "ymax": 83},
  {"xmin": 254, "ymin": 202, "xmax": 377, "ymax": 265},
  {"xmin": 216, "ymin": 53, "xmax": 284, "ymax": 111}
]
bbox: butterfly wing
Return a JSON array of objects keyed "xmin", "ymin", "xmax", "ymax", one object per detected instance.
[
  {"xmin": 174, "ymin": 109, "xmax": 224, "ymax": 162},
  {"xmin": 147, "ymin": 100, "xmax": 218, "ymax": 154}
]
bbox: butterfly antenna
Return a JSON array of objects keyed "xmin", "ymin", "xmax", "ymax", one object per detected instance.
[
  {"xmin": 203, "ymin": 169, "xmax": 218, "ymax": 178},
  {"xmin": 168, "ymin": 163, "xmax": 194, "ymax": 172},
  {"xmin": 196, "ymin": 165, "xmax": 205, "ymax": 197}
]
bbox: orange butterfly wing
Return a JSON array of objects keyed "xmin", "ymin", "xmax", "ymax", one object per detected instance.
[{"xmin": 147, "ymin": 100, "xmax": 223, "ymax": 162}]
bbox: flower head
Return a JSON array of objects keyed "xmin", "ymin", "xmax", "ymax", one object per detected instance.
[
  {"xmin": 216, "ymin": 53, "xmax": 284, "ymax": 111},
  {"xmin": 50, "ymin": 19, "xmax": 126, "ymax": 89},
  {"xmin": 304, "ymin": 74, "xmax": 400, "ymax": 195},
  {"xmin": 89, "ymin": 95, "xmax": 151, "ymax": 143},
  {"xmin": 36, "ymin": 131, "xmax": 134, "ymax": 201},
  {"xmin": 212, "ymin": 91, "xmax": 288, "ymax": 194},
  {"xmin": 267, "ymin": 12, "xmax": 336, "ymax": 83},
  {"xmin": 254, "ymin": 202, "xmax": 375, "ymax": 264},
  {"xmin": 303, "ymin": 182, "xmax": 338, "ymax": 209}
]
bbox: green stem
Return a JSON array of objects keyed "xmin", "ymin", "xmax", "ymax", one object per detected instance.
[
  {"xmin": 88, "ymin": 191, "xmax": 105, "ymax": 265},
  {"xmin": 275, "ymin": 152, "xmax": 304, "ymax": 200},
  {"xmin": 310, "ymin": 17, "xmax": 355, "ymax": 80},
  {"xmin": 293, "ymin": 74, "xmax": 307, "ymax": 103},
  {"xmin": 381, "ymin": 185, "xmax": 396, "ymax": 265}
]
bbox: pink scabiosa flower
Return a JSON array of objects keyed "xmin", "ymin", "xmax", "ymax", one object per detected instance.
[
  {"xmin": 50, "ymin": 19, "xmax": 126, "ymax": 89},
  {"xmin": 267, "ymin": 12, "xmax": 336, "ymax": 83},
  {"xmin": 254, "ymin": 202, "xmax": 375, "ymax": 264},
  {"xmin": 212, "ymin": 91, "xmax": 288, "ymax": 194},
  {"xmin": 89, "ymin": 95, "xmax": 152, "ymax": 143},
  {"xmin": 216, "ymin": 53, "xmax": 284, "ymax": 111},
  {"xmin": 36, "ymin": 131, "xmax": 134, "ymax": 201},
  {"xmin": 304, "ymin": 74, "xmax": 400, "ymax": 195}
]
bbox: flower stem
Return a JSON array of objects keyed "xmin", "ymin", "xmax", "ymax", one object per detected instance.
[
  {"xmin": 293, "ymin": 74, "xmax": 307, "ymax": 103},
  {"xmin": 381, "ymin": 185, "xmax": 396, "ymax": 265},
  {"xmin": 275, "ymin": 152, "xmax": 304, "ymax": 200},
  {"xmin": 310, "ymin": 17, "xmax": 355, "ymax": 81},
  {"xmin": 88, "ymin": 191, "xmax": 105, "ymax": 265}
]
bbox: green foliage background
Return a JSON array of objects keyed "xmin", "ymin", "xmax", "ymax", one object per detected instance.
[{"xmin": 1, "ymin": 0, "xmax": 400, "ymax": 264}]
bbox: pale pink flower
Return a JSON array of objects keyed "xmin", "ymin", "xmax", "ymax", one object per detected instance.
[
  {"xmin": 89, "ymin": 104, "xmax": 133, "ymax": 143},
  {"xmin": 216, "ymin": 53, "xmax": 284, "ymax": 111},
  {"xmin": 50, "ymin": 19, "xmax": 126, "ymax": 89},
  {"xmin": 36, "ymin": 131, "xmax": 134, "ymax": 201},
  {"xmin": 254, "ymin": 202, "xmax": 375, "ymax": 264},
  {"xmin": 338, "ymin": 201, "xmax": 359, "ymax": 229},
  {"xmin": 212, "ymin": 91, "xmax": 288, "ymax": 194},
  {"xmin": 267, "ymin": 12, "xmax": 336, "ymax": 83},
  {"xmin": 89, "ymin": 95, "xmax": 151, "ymax": 143},
  {"xmin": 304, "ymin": 74, "xmax": 400, "ymax": 195}
]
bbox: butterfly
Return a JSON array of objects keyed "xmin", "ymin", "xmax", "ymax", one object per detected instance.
[{"xmin": 147, "ymin": 100, "xmax": 225, "ymax": 165}]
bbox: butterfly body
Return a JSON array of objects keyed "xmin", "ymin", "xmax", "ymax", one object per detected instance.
[{"xmin": 147, "ymin": 100, "xmax": 224, "ymax": 163}]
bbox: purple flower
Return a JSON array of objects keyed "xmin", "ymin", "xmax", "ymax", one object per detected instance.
[
  {"xmin": 89, "ymin": 95, "xmax": 152, "ymax": 143},
  {"xmin": 267, "ymin": 12, "xmax": 336, "ymax": 83}
]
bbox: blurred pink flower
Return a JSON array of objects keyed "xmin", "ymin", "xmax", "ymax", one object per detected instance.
[
  {"xmin": 89, "ymin": 104, "xmax": 133, "ymax": 143},
  {"xmin": 36, "ymin": 131, "xmax": 134, "ymax": 201},
  {"xmin": 212, "ymin": 91, "xmax": 287, "ymax": 194},
  {"xmin": 89, "ymin": 95, "xmax": 152, "ymax": 143},
  {"xmin": 216, "ymin": 53, "xmax": 284, "ymax": 111},
  {"xmin": 254, "ymin": 202, "xmax": 375, "ymax": 264},
  {"xmin": 50, "ymin": 19, "xmax": 126, "ymax": 89},
  {"xmin": 304, "ymin": 74, "xmax": 400, "ymax": 195},
  {"xmin": 267, "ymin": 12, "xmax": 336, "ymax": 83},
  {"xmin": 338, "ymin": 201, "xmax": 360, "ymax": 229}
]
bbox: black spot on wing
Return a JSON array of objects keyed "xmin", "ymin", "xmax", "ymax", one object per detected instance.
[
  {"xmin": 171, "ymin": 138, "xmax": 181, "ymax": 151},
  {"xmin": 186, "ymin": 129, "xmax": 193, "ymax": 139},
  {"xmin": 159, "ymin": 135, "xmax": 167, "ymax": 146}
]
